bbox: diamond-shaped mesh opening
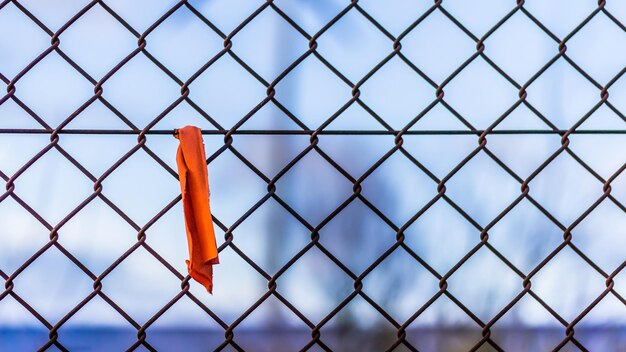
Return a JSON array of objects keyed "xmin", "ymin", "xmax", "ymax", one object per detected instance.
[
  {"xmin": 486, "ymin": 198, "xmax": 564, "ymax": 274},
  {"xmin": 15, "ymin": 52, "xmax": 94, "ymax": 127},
  {"xmin": 361, "ymin": 150, "xmax": 437, "ymax": 226},
  {"xmin": 225, "ymin": 197, "xmax": 310, "ymax": 275},
  {"xmin": 276, "ymin": 246, "xmax": 354, "ymax": 324},
  {"xmin": 404, "ymin": 199, "xmax": 478, "ymax": 274},
  {"xmin": 274, "ymin": 55, "xmax": 351, "ymax": 129},
  {"xmin": 101, "ymin": 149, "xmax": 180, "ymax": 226},
  {"xmin": 526, "ymin": 58, "xmax": 600, "ymax": 129},
  {"xmin": 233, "ymin": 7, "xmax": 309, "ymax": 82},
  {"xmin": 11, "ymin": 247, "xmax": 95, "ymax": 323},
  {"xmin": 528, "ymin": 152, "xmax": 605, "ymax": 226},
  {"xmin": 276, "ymin": 149, "xmax": 354, "ymax": 226},
  {"xmin": 444, "ymin": 151, "xmax": 521, "ymax": 227},
  {"xmin": 101, "ymin": 54, "xmax": 182, "ymax": 128},
  {"xmin": 12, "ymin": 148, "xmax": 94, "ymax": 225},
  {"xmin": 483, "ymin": 11, "xmax": 555, "ymax": 84},
  {"xmin": 316, "ymin": 8, "xmax": 391, "ymax": 83},
  {"xmin": 58, "ymin": 197, "xmax": 138, "ymax": 275},
  {"xmin": 446, "ymin": 248, "xmax": 522, "ymax": 323},
  {"xmin": 100, "ymin": 247, "xmax": 184, "ymax": 324},
  {"xmin": 359, "ymin": 56, "xmax": 434, "ymax": 129},
  {"xmin": 206, "ymin": 247, "xmax": 268, "ymax": 325},
  {"xmin": 59, "ymin": 5, "xmax": 137, "ymax": 80},
  {"xmin": 188, "ymin": 54, "xmax": 267, "ymax": 129},
  {"xmin": 444, "ymin": 58, "xmax": 519, "ymax": 129},
  {"xmin": 361, "ymin": 248, "xmax": 441, "ymax": 323},
  {"xmin": 531, "ymin": 248, "xmax": 607, "ymax": 323},
  {"xmin": 401, "ymin": 9, "xmax": 476, "ymax": 84},
  {"xmin": 319, "ymin": 198, "xmax": 396, "ymax": 274},
  {"xmin": 1, "ymin": 1, "xmax": 625, "ymax": 350},
  {"xmin": 145, "ymin": 6, "xmax": 224, "ymax": 81}
]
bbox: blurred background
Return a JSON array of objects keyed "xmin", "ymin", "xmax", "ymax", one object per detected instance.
[{"xmin": 1, "ymin": 0, "xmax": 625, "ymax": 351}]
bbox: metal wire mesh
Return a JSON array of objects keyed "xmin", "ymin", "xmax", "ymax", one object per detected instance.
[{"xmin": 1, "ymin": 0, "xmax": 625, "ymax": 351}]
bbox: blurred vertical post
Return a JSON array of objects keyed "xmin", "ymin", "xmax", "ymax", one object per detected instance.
[{"xmin": 264, "ymin": 5, "xmax": 295, "ymax": 328}]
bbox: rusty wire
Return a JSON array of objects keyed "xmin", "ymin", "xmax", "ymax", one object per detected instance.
[{"xmin": 0, "ymin": 0, "xmax": 625, "ymax": 351}]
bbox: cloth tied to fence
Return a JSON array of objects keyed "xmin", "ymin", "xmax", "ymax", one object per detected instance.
[{"xmin": 175, "ymin": 125, "xmax": 219, "ymax": 293}]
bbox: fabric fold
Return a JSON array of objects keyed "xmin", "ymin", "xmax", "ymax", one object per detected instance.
[{"xmin": 175, "ymin": 126, "xmax": 219, "ymax": 293}]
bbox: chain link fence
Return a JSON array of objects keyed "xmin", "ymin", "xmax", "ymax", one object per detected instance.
[{"xmin": 1, "ymin": 0, "xmax": 625, "ymax": 351}]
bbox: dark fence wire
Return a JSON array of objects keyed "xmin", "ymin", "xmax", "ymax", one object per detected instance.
[{"xmin": 0, "ymin": 0, "xmax": 625, "ymax": 351}]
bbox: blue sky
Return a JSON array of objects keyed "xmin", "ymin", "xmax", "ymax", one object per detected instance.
[{"xmin": 0, "ymin": 0, "xmax": 625, "ymax": 339}]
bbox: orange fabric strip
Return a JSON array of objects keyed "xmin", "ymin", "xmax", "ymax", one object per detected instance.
[{"xmin": 175, "ymin": 126, "xmax": 219, "ymax": 293}]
